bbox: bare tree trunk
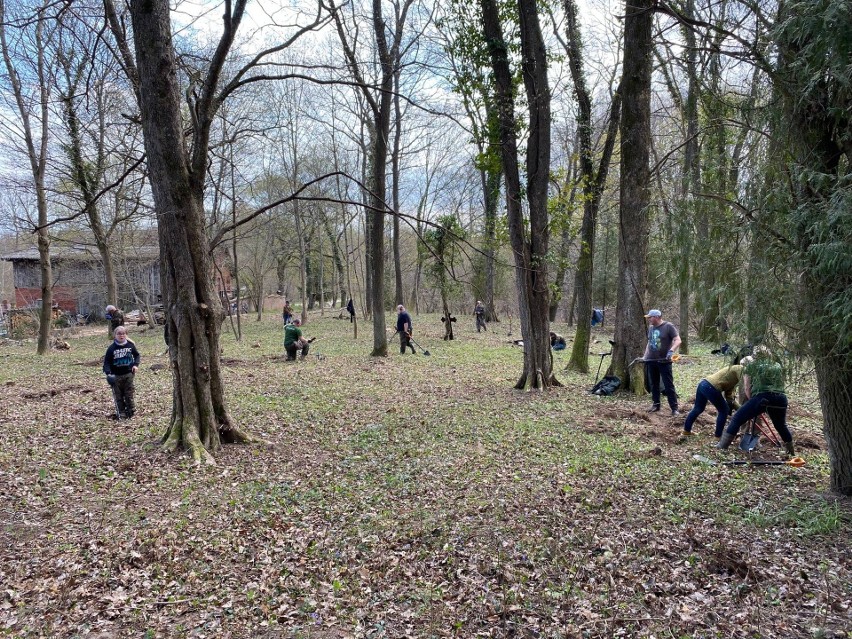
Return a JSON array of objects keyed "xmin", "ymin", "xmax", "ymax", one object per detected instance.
[
  {"xmin": 482, "ymin": 167, "xmax": 501, "ymax": 323},
  {"xmin": 318, "ymin": 225, "xmax": 325, "ymax": 316},
  {"xmin": 294, "ymin": 204, "xmax": 309, "ymax": 324},
  {"xmin": 391, "ymin": 71, "xmax": 404, "ymax": 307},
  {"xmin": 58, "ymin": 46, "xmax": 122, "ymax": 310},
  {"xmin": 608, "ymin": 0, "xmax": 653, "ymax": 392},
  {"xmin": 549, "ymin": 138, "xmax": 577, "ymax": 323},
  {"xmin": 361, "ymin": 128, "xmax": 374, "ymax": 322},
  {"xmin": 229, "ymin": 139, "xmax": 242, "ymax": 339},
  {"xmin": 481, "ymin": 0, "xmax": 558, "ymax": 389},
  {"xmin": 321, "ymin": 212, "xmax": 346, "ymax": 308},
  {"xmin": 562, "ymin": 0, "xmax": 622, "ymax": 372},
  {"xmin": 129, "ymin": 0, "xmax": 249, "ymax": 463},
  {"xmin": 0, "ymin": 0, "xmax": 54, "ymax": 354}
]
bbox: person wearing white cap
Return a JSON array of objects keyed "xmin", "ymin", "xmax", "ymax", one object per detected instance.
[
  {"xmin": 474, "ymin": 300, "xmax": 486, "ymax": 332},
  {"xmin": 643, "ymin": 308, "xmax": 681, "ymax": 415},
  {"xmin": 396, "ymin": 305, "xmax": 415, "ymax": 354},
  {"xmin": 105, "ymin": 304, "xmax": 125, "ymax": 334}
]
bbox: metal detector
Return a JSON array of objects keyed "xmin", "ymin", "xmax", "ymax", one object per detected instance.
[
  {"xmin": 107, "ymin": 375, "xmax": 123, "ymax": 419},
  {"xmin": 408, "ymin": 335, "xmax": 431, "ymax": 356},
  {"xmin": 593, "ymin": 340, "xmax": 615, "ymax": 386}
]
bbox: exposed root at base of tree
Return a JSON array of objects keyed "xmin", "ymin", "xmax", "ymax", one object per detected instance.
[
  {"xmin": 514, "ymin": 370, "xmax": 563, "ymax": 390},
  {"xmin": 160, "ymin": 416, "xmax": 252, "ymax": 465}
]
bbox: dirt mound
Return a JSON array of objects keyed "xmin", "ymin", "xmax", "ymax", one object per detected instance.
[{"xmin": 22, "ymin": 385, "xmax": 93, "ymax": 400}]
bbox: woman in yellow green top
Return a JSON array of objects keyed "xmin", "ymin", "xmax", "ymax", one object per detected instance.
[{"xmin": 683, "ymin": 359, "xmax": 748, "ymax": 437}]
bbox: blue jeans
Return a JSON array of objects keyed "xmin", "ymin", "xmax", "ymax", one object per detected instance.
[
  {"xmin": 684, "ymin": 379, "xmax": 729, "ymax": 436},
  {"xmin": 725, "ymin": 391, "xmax": 792, "ymax": 443},
  {"xmin": 646, "ymin": 360, "xmax": 678, "ymax": 410}
]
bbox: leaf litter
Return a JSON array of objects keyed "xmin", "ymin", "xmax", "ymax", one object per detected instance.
[{"xmin": 0, "ymin": 317, "xmax": 849, "ymax": 638}]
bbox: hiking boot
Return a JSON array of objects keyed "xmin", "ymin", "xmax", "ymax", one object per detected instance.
[
  {"xmin": 671, "ymin": 408, "xmax": 682, "ymax": 416},
  {"xmin": 717, "ymin": 431, "xmax": 735, "ymax": 449},
  {"xmin": 676, "ymin": 430, "xmax": 692, "ymax": 444},
  {"xmin": 647, "ymin": 405, "xmax": 661, "ymax": 413},
  {"xmin": 783, "ymin": 440, "xmax": 795, "ymax": 457}
]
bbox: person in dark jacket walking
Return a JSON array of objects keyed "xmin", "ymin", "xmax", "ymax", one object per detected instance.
[
  {"xmin": 103, "ymin": 326, "xmax": 140, "ymax": 418},
  {"xmin": 346, "ymin": 298, "xmax": 355, "ymax": 323},
  {"xmin": 396, "ymin": 305, "xmax": 415, "ymax": 354},
  {"xmin": 474, "ymin": 300, "xmax": 487, "ymax": 332}
]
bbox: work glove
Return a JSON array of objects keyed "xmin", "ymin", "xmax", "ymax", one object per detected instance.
[
  {"xmin": 666, "ymin": 350, "xmax": 675, "ymax": 360},
  {"xmin": 106, "ymin": 374, "xmax": 117, "ymax": 386}
]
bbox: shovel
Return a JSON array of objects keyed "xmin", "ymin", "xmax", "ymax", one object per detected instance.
[
  {"xmin": 739, "ymin": 414, "xmax": 780, "ymax": 451},
  {"xmin": 739, "ymin": 431, "xmax": 760, "ymax": 452}
]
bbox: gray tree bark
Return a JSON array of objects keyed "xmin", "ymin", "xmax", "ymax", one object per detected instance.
[
  {"xmin": 608, "ymin": 0, "xmax": 653, "ymax": 392},
  {"xmin": 561, "ymin": 0, "xmax": 622, "ymax": 372},
  {"xmin": 0, "ymin": 0, "xmax": 54, "ymax": 354},
  {"xmin": 129, "ymin": 0, "xmax": 249, "ymax": 462},
  {"xmin": 481, "ymin": 0, "xmax": 558, "ymax": 389}
]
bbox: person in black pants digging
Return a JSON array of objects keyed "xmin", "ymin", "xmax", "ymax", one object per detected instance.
[{"xmin": 717, "ymin": 346, "xmax": 795, "ymax": 456}]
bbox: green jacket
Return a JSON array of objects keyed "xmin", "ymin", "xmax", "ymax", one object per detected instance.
[
  {"xmin": 284, "ymin": 324, "xmax": 302, "ymax": 347},
  {"xmin": 746, "ymin": 358, "xmax": 785, "ymax": 395}
]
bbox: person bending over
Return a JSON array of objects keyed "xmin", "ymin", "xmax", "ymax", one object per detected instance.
[
  {"xmin": 717, "ymin": 347, "xmax": 795, "ymax": 456},
  {"xmin": 681, "ymin": 357, "xmax": 750, "ymax": 440}
]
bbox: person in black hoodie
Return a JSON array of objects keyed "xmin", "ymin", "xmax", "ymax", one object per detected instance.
[{"xmin": 103, "ymin": 326, "xmax": 141, "ymax": 418}]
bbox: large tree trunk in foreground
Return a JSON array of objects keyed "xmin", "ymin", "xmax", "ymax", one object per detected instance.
[
  {"xmin": 816, "ymin": 356, "xmax": 852, "ymax": 495},
  {"xmin": 608, "ymin": 0, "xmax": 652, "ymax": 392},
  {"xmin": 773, "ymin": 0, "xmax": 852, "ymax": 494},
  {"xmin": 481, "ymin": 0, "xmax": 557, "ymax": 389},
  {"xmin": 130, "ymin": 0, "xmax": 248, "ymax": 463}
]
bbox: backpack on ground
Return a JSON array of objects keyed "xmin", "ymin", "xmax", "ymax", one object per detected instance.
[{"xmin": 590, "ymin": 375, "xmax": 620, "ymax": 396}]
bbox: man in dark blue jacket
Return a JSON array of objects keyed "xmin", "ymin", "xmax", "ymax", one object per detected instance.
[
  {"xmin": 396, "ymin": 305, "xmax": 415, "ymax": 354},
  {"xmin": 103, "ymin": 326, "xmax": 141, "ymax": 418}
]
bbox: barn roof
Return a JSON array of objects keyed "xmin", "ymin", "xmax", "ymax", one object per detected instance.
[{"xmin": 1, "ymin": 245, "xmax": 160, "ymax": 262}]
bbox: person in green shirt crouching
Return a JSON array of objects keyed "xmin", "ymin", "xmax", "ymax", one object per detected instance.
[
  {"xmin": 717, "ymin": 346, "xmax": 795, "ymax": 456},
  {"xmin": 284, "ymin": 317, "xmax": 312, "ymax": 361}
]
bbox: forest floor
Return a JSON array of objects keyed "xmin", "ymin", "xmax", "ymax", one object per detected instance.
[{"xmin": 0, "ymin": 313, "xmax": 849, "ymax": 639}]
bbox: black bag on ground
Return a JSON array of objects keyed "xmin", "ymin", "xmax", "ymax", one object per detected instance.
[{"xmin": 590, "ymin": 375, "xmax": 621, "ymax": 396}]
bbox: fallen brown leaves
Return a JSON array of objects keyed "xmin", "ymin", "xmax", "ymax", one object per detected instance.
[{"xmin": 0, "ymin": 318, "xmax": 848, "ymax": 638}]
